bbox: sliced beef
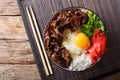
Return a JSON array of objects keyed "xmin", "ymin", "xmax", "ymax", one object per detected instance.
[{"xmin": 44, "ymin": 8, "xmax": 88, "ymax": 68}]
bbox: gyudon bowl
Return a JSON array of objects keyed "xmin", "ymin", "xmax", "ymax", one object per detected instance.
[{"xmin": 44, "ymin": 7, "xmax": 107, "ymax": 71}]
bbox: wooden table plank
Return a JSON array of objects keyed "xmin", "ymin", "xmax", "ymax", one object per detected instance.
[
  {"xmin": 0, "ymin": 16, "xmax": 35, "ymax": 64},
  {"xmin": 0, "ymin": 16, "xmax": 28, "ymax": 40},
  {"xmin": 0, "ymin": 0, "xmax": 20, "ymax": 15},
  {"xmin": 0, "ymin": 39, "xmax": 34, "ymax": 64},
  {"xmin": 0, "ymin": 64, "xmax": 40, "ymax": 80},
  {"xmin": 102, "ymin": 72, "xmax": 120, "ymax": 80}
]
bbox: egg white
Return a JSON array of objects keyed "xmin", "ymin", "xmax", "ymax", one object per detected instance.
[{"xmin": 62, "ymin": 29, "xmax": 86, "ymax": 58}]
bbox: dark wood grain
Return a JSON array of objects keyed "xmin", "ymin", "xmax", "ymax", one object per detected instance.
[{"xmin": 17, "ymin": 0, "xmax": 120, "ymax": 80}]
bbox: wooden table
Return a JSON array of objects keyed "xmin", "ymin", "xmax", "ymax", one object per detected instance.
[{"xmin": 0, "ymin": 0, "xmax": 119, "ymax": 80}]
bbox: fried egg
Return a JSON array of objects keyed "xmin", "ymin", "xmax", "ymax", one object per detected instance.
[
  {"xmin": 62, "ymin": 29, "xmax": 90, "ymax": 58},
  {"xmin": 74, "ymin": 33, "xmax": 90, "ymax": 49}
]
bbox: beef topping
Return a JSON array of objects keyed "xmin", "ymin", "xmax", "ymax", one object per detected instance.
[{"xmin": 44, "ymin": 8, "xmax": 88, "ymax": 68}]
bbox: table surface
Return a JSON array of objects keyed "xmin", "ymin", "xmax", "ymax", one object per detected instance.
[{"xmin": 0, "ymin": 0, "xmax": 119, "ymax": 80}]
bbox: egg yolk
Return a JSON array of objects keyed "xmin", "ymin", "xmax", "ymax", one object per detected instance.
[{"xmin": 74, "ymin": 33, "xmax": 90, "ymax": 49}]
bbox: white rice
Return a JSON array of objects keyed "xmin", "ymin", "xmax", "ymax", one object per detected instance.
[{"xmin": 69, "ymin": 53, "xmax": 92, "ymax": 71}]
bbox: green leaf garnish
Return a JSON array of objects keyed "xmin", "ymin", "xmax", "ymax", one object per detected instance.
[{"xmin": 80, "ymin": 11, "xmax": 105, "ymax": 38}]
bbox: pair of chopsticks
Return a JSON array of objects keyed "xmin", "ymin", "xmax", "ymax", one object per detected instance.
[{"xmin": 26, "ymin": 6, "xmax": 53, "ymax": 76}]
